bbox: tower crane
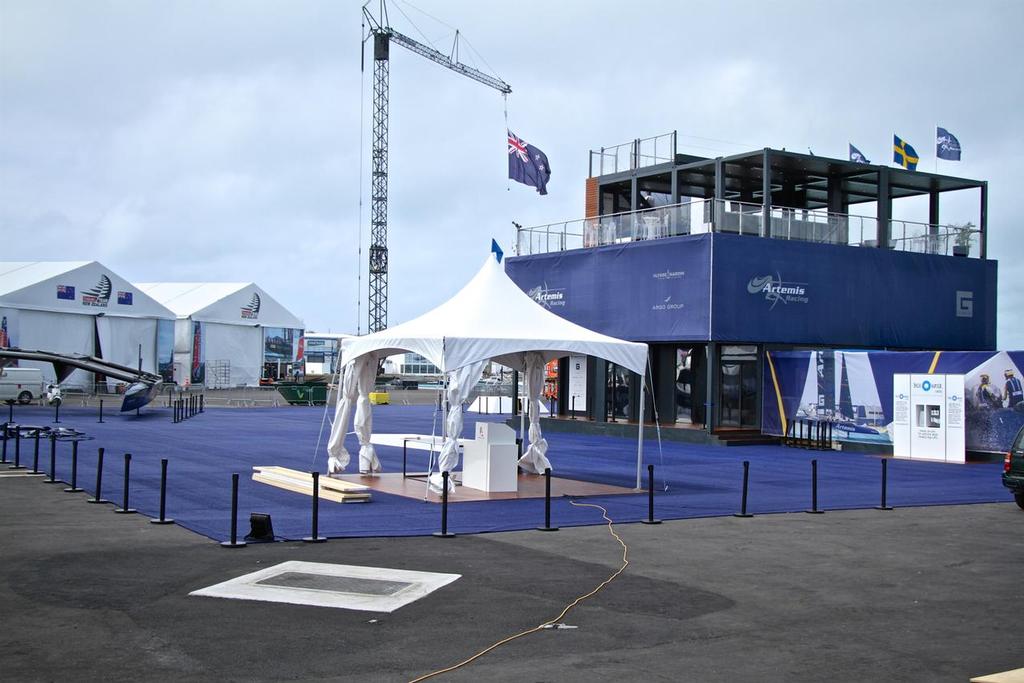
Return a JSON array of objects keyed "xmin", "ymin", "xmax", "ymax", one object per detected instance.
[{"xmin": 362, "ymin": 1, "xmax": 511, "ymax": 333}]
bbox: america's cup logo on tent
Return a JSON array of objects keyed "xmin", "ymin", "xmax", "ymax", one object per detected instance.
[
  {"xmin": 82, "ymin": 275, "xmax": 112, "ymax": 307},
  {"xmin": 241, "ymin": 292, "xmax": 261, "ymax": 319}
]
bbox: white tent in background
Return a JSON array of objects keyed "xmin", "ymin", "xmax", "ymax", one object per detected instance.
[
  {"xmin": 0, "ymin": 261, "xmax": 175, "ymax": 388},
  {"xmin": 327, "ymin": 251, "xmax": 650, "ymax": 491}
]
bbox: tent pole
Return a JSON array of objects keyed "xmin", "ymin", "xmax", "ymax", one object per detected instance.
[
  {"xmin": 520, "ymin": 366, "xmax": 527, "ymax": 447},
  {"xmin": 636, "ymin": 370, "xmax": 645, "ymax": 490}
]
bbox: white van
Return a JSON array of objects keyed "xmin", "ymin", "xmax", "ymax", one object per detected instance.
[{"xmin": 0, "ymin": 367, "xmax": 44, "ymax": 404}]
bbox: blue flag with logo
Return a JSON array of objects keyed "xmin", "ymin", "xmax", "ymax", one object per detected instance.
[
  {"xmin": 508, "ymin": 130, "xmax": 551, "ymax": 195},
  {"xmin": 491, "ymin": 238, "xmax": 503, "ymax": 263},
  {"xmin": 893, "ymin": 134, "xmax": 919, "ymax": 170},
  {"xmin": 936, "ymin": 127, "xmax": 961, "ymax": 161},
  {"xmin": 849, "ymin": 143, "xmax": 870, "ymax": 164}
]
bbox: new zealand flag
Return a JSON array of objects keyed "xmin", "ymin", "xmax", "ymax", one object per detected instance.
[
  {"xmin": 57, "ymin": 285, "xmax": 75, "ymax": 300},
  {"xmin": 508, "ymin": 130, "xmax": 551, "ymax": 195}
]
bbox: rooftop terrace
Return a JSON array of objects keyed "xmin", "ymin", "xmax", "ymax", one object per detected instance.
[{"xmin": 517, "ymin": 132, "xmax": 988, "ymax": 258}]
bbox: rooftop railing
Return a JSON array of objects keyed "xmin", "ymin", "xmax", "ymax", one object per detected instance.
[
  {"xmin": 589, "ymin": 131, "xmax": 677, "ymax": 176},
  {"xmin": 513, "ymin": 199, "xmax": 983, "ymax": 258}
]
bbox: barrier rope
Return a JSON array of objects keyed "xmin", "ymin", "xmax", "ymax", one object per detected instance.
[{"xmin": 408, "ymin": 499, "xmax": 629, "ymax": 682}]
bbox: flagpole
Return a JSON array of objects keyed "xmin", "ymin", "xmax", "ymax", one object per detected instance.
[{"xmin": 934, "ymin": 124, "xmax": 938, "ymax": 174}]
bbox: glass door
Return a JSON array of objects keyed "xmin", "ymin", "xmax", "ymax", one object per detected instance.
[{"xmin": 719, "ymin": 345, "xmax": 759, "ymax": 428}]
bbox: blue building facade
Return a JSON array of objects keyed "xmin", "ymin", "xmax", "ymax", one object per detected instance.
[{"xmin": 507, "ymin": 139, "xmax": 996, "ymax": 435}]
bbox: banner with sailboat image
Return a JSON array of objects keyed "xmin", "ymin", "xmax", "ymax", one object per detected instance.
[{"xmin": 765, "ymin": 349, "xmax": 1024, "ymax": 454}]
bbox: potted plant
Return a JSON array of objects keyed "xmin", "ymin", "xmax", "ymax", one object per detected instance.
[{"xmin": 951, "ymin": 221, "xmax": 975, "ymax": 257}]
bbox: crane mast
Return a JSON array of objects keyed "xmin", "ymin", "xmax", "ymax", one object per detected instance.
[{"xmin": 362, "ymin": 2, "xmax": 511, "ymax": 334}]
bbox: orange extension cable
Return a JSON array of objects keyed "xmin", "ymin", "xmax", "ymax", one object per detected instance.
[{"xmin": 408, "ymin": 500, "xmax": 630, "ymax": 683}]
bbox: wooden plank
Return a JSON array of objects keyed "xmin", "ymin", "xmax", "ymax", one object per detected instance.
[
  {"xmin": 252, "ymin": 466, "xmax": 371, "ymax": 503},
  {"xmin": 254, "ymin": 466, "xmax": 370, "ymax": 492}
]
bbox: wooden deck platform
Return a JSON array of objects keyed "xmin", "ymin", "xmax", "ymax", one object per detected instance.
[{"xmin": 331, "ymin": 471, "xmax": 638, "ymax": 503}]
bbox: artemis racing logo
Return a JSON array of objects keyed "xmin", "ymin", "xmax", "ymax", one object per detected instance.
[
  {"xmin": 747, "ymin": 274, "xmax": 808, "ymax": 308},
  {"xmin": 526, "ymin": 283, "xmax": 565, "ymax": 308}
]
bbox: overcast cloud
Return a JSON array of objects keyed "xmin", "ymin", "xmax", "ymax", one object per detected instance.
[{"xmin": 1, "ymin": 0, "xmax": 1021, "ymax": 347}]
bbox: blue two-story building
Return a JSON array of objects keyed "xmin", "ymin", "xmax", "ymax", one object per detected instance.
[{"xmin": 506, "ymin": 132, "xmax": 996, "ymax": 439}]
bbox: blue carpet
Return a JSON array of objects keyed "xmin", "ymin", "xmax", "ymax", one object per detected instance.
[{"xmin": 2, "ymin": 404, "xmax": 1009, "ymax": 542}]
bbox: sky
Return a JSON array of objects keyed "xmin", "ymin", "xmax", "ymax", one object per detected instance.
[{"xmin": 1, "ymin": 0, "xmax": 1022, "ymax": 346}]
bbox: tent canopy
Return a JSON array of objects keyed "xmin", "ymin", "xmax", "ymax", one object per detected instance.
[{"xmin": 340, "ymin": 255, "xmax": 648, "ymax": 374}]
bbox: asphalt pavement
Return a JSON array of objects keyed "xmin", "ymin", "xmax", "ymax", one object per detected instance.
[{"xmin": 2, "ymin": 471, "xmax": 1022, "ymax": 682}]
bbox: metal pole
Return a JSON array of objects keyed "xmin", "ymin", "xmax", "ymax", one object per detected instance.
[
  {"xmin": 54, "ymin": 401, "xmax": 60, "ymax": 424},
  {"xmin": 32, "ymin": 429, "xmax": 40, "ymax": 473},
  {"xmin": 64, "ymin": 440, "xmax": 83, "ymax": 492},
  {"xmin": 114, "ymin": 453, "xmax": 136, "ymax": 513},
  {"xmin": 303, "ymin": 471, "xmax": 327, "ymax": 542},
  {"xmin": 44, "ymin": 433, "xmax": 59, "ymax": 483},
  {"xmin": 221, "ymin": 473, "xmax": 246, "ymax": 547},
  {"xmin": 432, "ymin": 471, "xmax": 455, "ymax": 538},
  {"xmin": 734, "ymin": 460, "xmax": 753, "ymax": 517},
  {"xmin": 536, "ymin": 467, "xmax": 559, "ymax": 531},
  {"xmin": 1, "ymin": 426, "xmax": 7, "ymax": 463},
  {"xmin": 806, "ymin": 459, "xmax": 824, "ymax": 514},
  {"xmin": 151, "ymin": 458, "xmax": 174, "ymax": 524},
  {"xmin": 88, "ymin": 447, "xmax": 108, "ymax": 503},
  {"xmin": 636, "ymin": 378, "xmax": 646, "ymax": 490},
  {"xmin": 12, "ymin": 427, "xmax": 25, "ymax": 469},
  {"xmin": 876, "ymin": 458, "xmax": 894, "ymax": 510},
  {"xmin": 641, "ymin": 463, "xmax": 662, "ymax": 524},
  {"xmin": 98, "ymin": 399, "xmax": 104, "ymax": 423}
]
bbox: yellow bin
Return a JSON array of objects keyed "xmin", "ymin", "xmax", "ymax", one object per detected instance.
[{"xmin": 369, "ymin": 391, "xmax": 390, "ymax": 405}]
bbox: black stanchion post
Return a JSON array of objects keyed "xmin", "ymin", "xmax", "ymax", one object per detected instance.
[
  {"xmin": 1, "ymin": 426, "xmax": 8, "ymax": 464},
  {"xmin": 875, "ymin": 458, "xmax": 894, "ymax": 510},
  {"xmin": 221, "ymin": 473, "xmax": 246, "ymax": 548},
  {"xmin": 806, "ymin": 458, "xmax": 824, "ymax": 514},
  {"xmin": 571, "ymin": 395, "xmax": 577, "ymax": 420},
  {"xmin": 44, "ymin": 433, "xmax": 59, "ymax": 483},
  {"xmin": 54, "ymin": 401, "xmax": 60, "ymax": 424},
  {"xmin": 98, "ymin": 399, "xmax": 104, "ymax": 423},
  {"xmin": 7, "ymin": 401, "xmax": 12, "ymax": 422},
  {"xmin": 200, "ymin": 394, "xmax": 204, "ymax": 413},
  {"xmin": 31, "ymin": 429, "xmax": 41, "ymax": 473},
  {"xmin": 642, "ymin": 463, "xmax": 662, "ymax": 525},
  {"xmin": 828, "ymin": 422, "xmax": 833, "ymax": 449},
  {"xmin": 88, "ymin": 447, "xmax": 108, "ymax": 504},
  {"xmin": 537, "ymin": 467, "xmax": 560, "ymax": 531},
  {"xmin": 12, "ymin": 427, "xmax": 25, "ymax": 469},
  {"xmin": 150, "ymin": 458, "xmax": 174, "ymax": 524},
  {"xmin": 734, "ymin": 460, "xmax": 754, "ymax": 518},
  {"xmin": 114, "ymin": 453, "xmax": 136, "ymax": 513},
  {"xmin": 64, "ymin": 440, "xmax": 83, "ymax": 492},
  {"xmin": 303, "ymin": 471, "xmax": 327, "ymax": 542},
  {"xmin": 432, "ymin": 471, "xmax": 456, "ymax": 538},
  {"xmin": 11, "ymin": 426, "xmax": 25, "ymax": 469}
]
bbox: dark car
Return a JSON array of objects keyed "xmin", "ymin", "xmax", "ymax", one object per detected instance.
[{"xmin": 1003, "ymin": 425, "xmax": 1024, "ymax": 510}]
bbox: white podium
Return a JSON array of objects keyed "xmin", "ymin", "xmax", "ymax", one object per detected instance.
[{"xmin": 462, "ymin": 422, "xmax": 518, "ymax": 492}]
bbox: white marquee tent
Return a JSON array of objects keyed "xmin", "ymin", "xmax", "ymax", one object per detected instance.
[
  {"xmin": 136, "ymin": 282, "xmax": 304, "ymax": 387},
  {"xmin": 0, "ymin": 261, "xmax": 175, "ymax": 387},
  {"xmin": 327, "ymin": 253, "xmax": 650, "ymax": 490}
]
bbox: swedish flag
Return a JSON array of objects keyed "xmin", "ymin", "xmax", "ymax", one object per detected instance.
[{"xmin": 893, "ymin": 134, "xmax": 919, "ymax": 171}]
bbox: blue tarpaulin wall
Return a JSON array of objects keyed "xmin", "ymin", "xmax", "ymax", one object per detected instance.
[{"xmin": 508, "ymin": 234, "xmax": 997, "ymax": 349}]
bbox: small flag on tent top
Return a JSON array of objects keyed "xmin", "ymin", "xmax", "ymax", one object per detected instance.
[
  {"xmin": 893, "ymin": 134, "xmax": 919, "ymax": 171},
  {"xmin": 849, "ymin": 143, "xmax": 870, "ymax": 164},
  {"xmin": 508, "ymin": 130, "xmax": 551, "ymax": 195},
  {"xmin": 936, "ymin": 127, "xmax": 962, "ymax": 161},
  {"xmin": 491, "ymin": 239, "xmax": 503, "ymax": 263}
]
